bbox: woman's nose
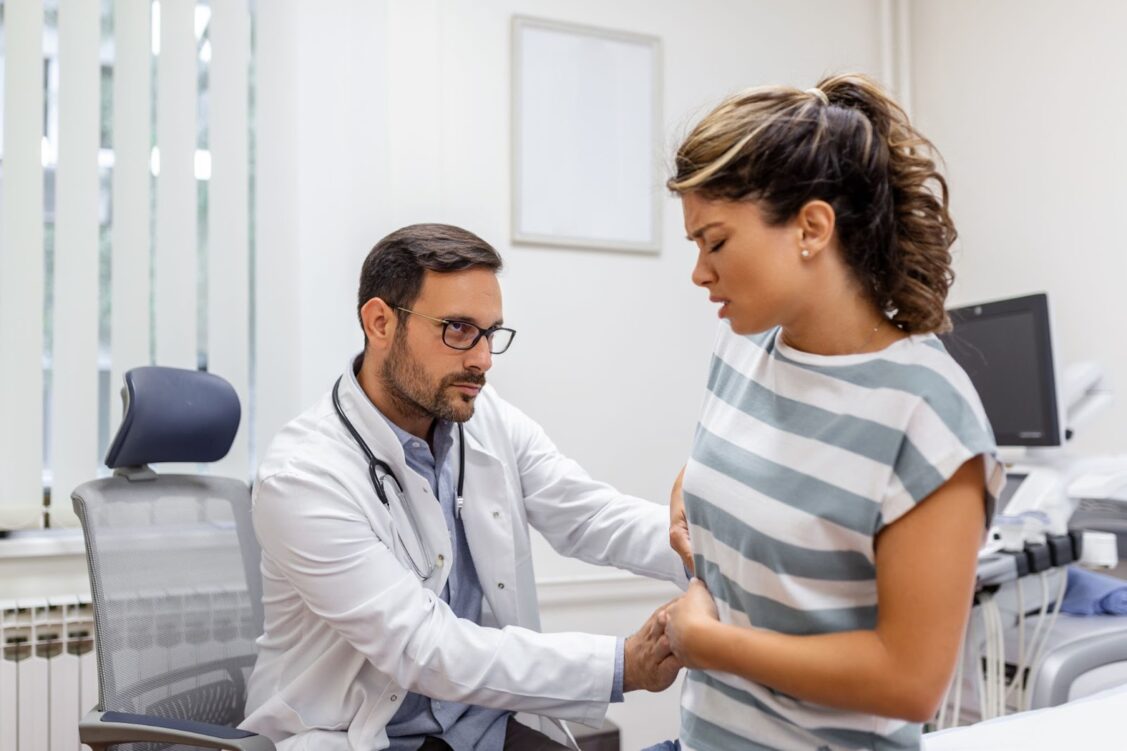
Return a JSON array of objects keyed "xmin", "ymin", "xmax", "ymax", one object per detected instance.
[{"xmin": 691, "ymin": 253, "xmax": 714, "ymax": 288}]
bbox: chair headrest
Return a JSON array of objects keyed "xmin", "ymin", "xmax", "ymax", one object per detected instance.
[{"xmin": 105, "ymin": 366, "xmax": 241, "ymax": 469}]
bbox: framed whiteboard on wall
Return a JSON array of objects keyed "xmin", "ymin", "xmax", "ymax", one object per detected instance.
[{"xmin": 511, "ymin": 17, "xmax": 662, "ymax": 254}]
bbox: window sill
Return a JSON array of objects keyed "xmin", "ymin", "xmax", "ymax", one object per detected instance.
[{"xmin": 0, "ymin": 529, "xmax": 85, "ymax": 560}]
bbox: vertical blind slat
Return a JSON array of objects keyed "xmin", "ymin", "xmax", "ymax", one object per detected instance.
[
  {"xmin": 49, "ymin": 0, "xmax": 102, "ymax": 526},
  {"xmin": 208, "ymin": 0, "xmax": 250, "ymax": 479},
  {"xmin": 110, "ymin": 0, "xmax": 153, "ymax": 431},
  {"xmin": 0, "ymin": 0, "xmax": 46, "ymax": 530},
  {"xmin": 154, "ymin": 0, "xmax": 198, "ymax": 369},
  {"xmin": 253, "ymin": 0, "xmax": 301, "ymax": 460}
]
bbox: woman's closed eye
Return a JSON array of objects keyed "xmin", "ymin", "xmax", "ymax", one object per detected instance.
[{"xmin": 709, "ymin": 239, "xmax": 726, "ymax": 253}]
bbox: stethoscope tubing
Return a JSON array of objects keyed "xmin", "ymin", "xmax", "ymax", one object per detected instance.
[{"xmin": 331, "ymin": 375, "xmax": 466, "ymax": 581}]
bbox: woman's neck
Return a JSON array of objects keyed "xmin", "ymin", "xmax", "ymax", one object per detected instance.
[{"xmin": 780, "ymin": 284, "xmax": 903, "ymax": 356}]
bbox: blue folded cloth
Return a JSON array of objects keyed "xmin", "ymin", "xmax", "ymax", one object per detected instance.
[
  {"xmin": 641, "ymin": 742, "xmax": 680, "ymax": 751},
  {"xmin": 1061, "ymin": 566, "xmax": 1127, "ymax": 615}
]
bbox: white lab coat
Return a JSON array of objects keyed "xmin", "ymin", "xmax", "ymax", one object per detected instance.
[{"xmin": 241, "ymin": 361, "xmax": 688, "ymax": 750}]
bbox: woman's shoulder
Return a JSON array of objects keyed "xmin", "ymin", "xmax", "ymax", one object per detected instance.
[
  {"xmin": 884, "ymin": 334, "xmax": 984, "ymax": 403},
  {"xmin": 876, "ymin": 333, "xmax": 996, "ymax": 444}
]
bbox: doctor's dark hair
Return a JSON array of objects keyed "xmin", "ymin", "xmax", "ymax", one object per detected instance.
[
  {"xmin": 357, "ymin": 223, "xmax": 503, "ymax": 343},
  {"xmin": 668, "ymin": 73, "xmax": 956, "ymax": 334}
]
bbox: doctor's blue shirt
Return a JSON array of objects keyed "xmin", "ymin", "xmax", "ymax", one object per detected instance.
[
  {"xmin": 378, "ymin": 413, "xmax": 626, "ymax": 750},
  {"xmin": 381, "ymin": 416, "xmax": 510, "ymax": 751}
]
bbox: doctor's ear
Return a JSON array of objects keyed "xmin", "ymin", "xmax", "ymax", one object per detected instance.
[{"xmin": 360, "ymin": 297, "xmax": 398, "ymax": 351}]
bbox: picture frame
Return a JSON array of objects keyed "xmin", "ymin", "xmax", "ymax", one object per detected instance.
[{"xmin": 511, "ymin": 16, "xmax": 662, "ymax": 254}]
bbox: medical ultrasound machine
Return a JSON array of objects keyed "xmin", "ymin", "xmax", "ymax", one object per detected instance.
[
  {"xmin": 940, "ymin": 293, "xmax": 1127, "ymax": 561},
  {"xmin": 930, "ymin": 292, "xmax": 1127, "ymax": 728}
]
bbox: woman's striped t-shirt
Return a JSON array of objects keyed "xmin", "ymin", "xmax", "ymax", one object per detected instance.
[{"xmin": 679, "ymin": 323, "xmax": 1005, "ymax": 751}]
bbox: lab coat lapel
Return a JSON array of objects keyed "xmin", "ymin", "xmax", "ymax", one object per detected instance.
[
  {"xmin": 336, "ymin": 365, "xmax": 453, "ymax": 595},
  {"xmin": 459, "ymin": 429, "xmax": 520, "ymax": 626}
]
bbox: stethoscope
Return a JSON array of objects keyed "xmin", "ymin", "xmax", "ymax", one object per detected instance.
[{"xmin": 332, "ymin": 376, "xmax": 465, "ymax": 581}]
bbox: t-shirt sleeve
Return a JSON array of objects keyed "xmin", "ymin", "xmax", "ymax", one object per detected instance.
[{"xmin": 877, "ymin": 392, "xmax": 1006, "ymax": 534}]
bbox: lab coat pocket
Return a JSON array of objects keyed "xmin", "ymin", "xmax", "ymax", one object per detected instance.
[{"xmin": 278, "ymin": 696, "xmax": 349, "ymax": 734}]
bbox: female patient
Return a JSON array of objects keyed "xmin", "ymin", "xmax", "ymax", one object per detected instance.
[{"xmin": 659, "ymin": 74, "xmax": 1005, "ymax": 751}]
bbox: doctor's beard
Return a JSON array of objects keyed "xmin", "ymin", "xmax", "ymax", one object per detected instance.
[{"xmin": 380, "ymin": 333, "xmax": 486, "ymax": 424}]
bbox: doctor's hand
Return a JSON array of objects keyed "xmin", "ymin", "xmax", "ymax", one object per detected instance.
[
  {"xmin": 659, "ymin": 578, "xmax": 719, "ymax": 670},
  {"xmin": 622, "ymin": 600, "xmax": 683, "ymax": 692},
  {"xmin": 669, "ymin": 466, "xmax": 694, "ymax": 576}
]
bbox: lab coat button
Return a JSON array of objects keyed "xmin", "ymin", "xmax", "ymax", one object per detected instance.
[
  {"xmin": 437, "ymin": 554, "xmax": 445, "ymax": 568},
  {"xmin": 390, "ymin": 695, "xmax": 398, "ymax": 702},
  {"xmin": 492, "ymin": 511, "xmax": 501, "ymax": 520},
  {"xmin": 497, "ymin": 582, "xmax": 505, "ymax": 590}
]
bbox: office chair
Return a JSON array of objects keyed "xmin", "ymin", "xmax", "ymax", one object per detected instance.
[{"xmin": 71, "ymin": 366, "xmax": 274, "ymax": 750}]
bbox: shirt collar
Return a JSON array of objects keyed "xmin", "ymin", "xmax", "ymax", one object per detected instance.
[
  {"xmin": 351, "ymin": 355, "xmax": 455, "ymax": 462},
  {"xmin": 379, "ymin": 409, "xmax": 454, "ymax": 460}
]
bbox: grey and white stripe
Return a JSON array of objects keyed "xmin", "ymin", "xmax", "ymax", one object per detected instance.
[{"xmin": 680, "ymin": 324, "xmax": 1004, "ymax": 751}]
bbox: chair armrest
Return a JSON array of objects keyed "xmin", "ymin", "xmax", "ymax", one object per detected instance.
[{"xmin": 79, "ymin": 709, "xmax": 276, "ymax": 750}]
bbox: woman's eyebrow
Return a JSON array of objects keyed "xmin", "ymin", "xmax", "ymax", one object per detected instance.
[{"xmin": 686, "ymin": 221, "xmax": 724, "ymax": 241}]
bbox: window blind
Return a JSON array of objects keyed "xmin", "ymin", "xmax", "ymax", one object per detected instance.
[{"xmin": 0, "ymin": 0, "xmax": 257, "ymax": 530}]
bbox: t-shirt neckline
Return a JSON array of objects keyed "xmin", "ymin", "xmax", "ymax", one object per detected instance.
[{"xmin": 770, "ymin": 325, "xmax": 922, "ymax": 366}]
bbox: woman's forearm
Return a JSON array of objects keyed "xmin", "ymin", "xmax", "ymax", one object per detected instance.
[{"xmin": 684, "ymin": 619, "xmax": 948, "ymax": 722}]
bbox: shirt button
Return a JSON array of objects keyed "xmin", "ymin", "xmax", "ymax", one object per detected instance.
[
  {"xmin": 390, "ymin": 694, "xmax": 398, "ymax": 702},
  {"xmin": 436, "ymin": 555, "xmax": 445, "ymax": 568},
  {"xmin": 492, "ymin": 511, "xmax": 501, "ymax": 519},
  {"xmin": 497, "ymin": 582, "xmax": 505, "ymax": 590}
]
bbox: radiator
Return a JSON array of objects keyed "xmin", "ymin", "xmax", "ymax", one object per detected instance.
[{"xmin": 0, "ymin": 597, "xmax": 97, "ymax": 751}]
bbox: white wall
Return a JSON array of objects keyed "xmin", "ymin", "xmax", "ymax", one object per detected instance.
[
  {"xmin": 268, "ymin": 0, "xmax": 887, "ymax": 574},
  {"xmin": 910, "ymin": 0, "xmax": 1127, "ymax": 455},
  {"xmin": 255, "ymin": 0, "xmax": 888, "ymax": 746}
]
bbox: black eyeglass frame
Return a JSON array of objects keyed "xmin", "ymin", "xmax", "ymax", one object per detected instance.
[{"xmin": 395, "ymin": 307, "xmax": 517, "ymax": 354}]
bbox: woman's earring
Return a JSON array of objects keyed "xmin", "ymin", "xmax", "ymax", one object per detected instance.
[{"xmin": 800, "ymin": 248, "xmax": 811, "ymax": 259}]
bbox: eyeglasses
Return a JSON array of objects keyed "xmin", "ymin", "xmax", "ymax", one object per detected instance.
[{"xmin": 395, "ymin": 307, "xmax": 517, "ymax": 354}]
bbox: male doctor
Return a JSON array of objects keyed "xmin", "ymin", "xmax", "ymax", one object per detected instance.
[{"xmin": 242, "ymin": 224, "xmax": 689, "ymax": 750}]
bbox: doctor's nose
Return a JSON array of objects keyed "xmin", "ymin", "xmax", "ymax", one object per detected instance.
[{"xmin": 463, "ymin": 337, "xmax": 493, "ymax": 372}]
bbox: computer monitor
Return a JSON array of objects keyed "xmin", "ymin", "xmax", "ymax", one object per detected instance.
[{"xmin": 938, "ymin": 292, "xmax": 1064, "ymax": 447}]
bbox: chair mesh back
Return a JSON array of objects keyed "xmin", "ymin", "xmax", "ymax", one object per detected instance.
[{"xmin": 73, "ymin": 474, "xmax": 262, "ymax": 751}]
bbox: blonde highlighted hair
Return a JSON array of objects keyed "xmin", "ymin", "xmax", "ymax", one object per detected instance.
[{"xmin": 669, "ymin": 73, "xmax": 955, "ymax": 334}]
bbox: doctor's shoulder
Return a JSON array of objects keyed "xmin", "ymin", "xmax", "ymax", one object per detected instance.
[
  {"xmin": 252, "ymin": 396, "xmax": 365, "ymax": 511},
  {"xmin": 255, "ymin": 394, "xmax": 338, "ymax": 478}
]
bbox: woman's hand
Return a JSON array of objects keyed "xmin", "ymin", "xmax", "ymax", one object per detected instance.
[
  {"xmin": 660, "ymin": 578, "xmax": 719, "ymax": 669},
  {"xmin": 669, "ymin": 466, "xmax": 694, "ymax": 575}
]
